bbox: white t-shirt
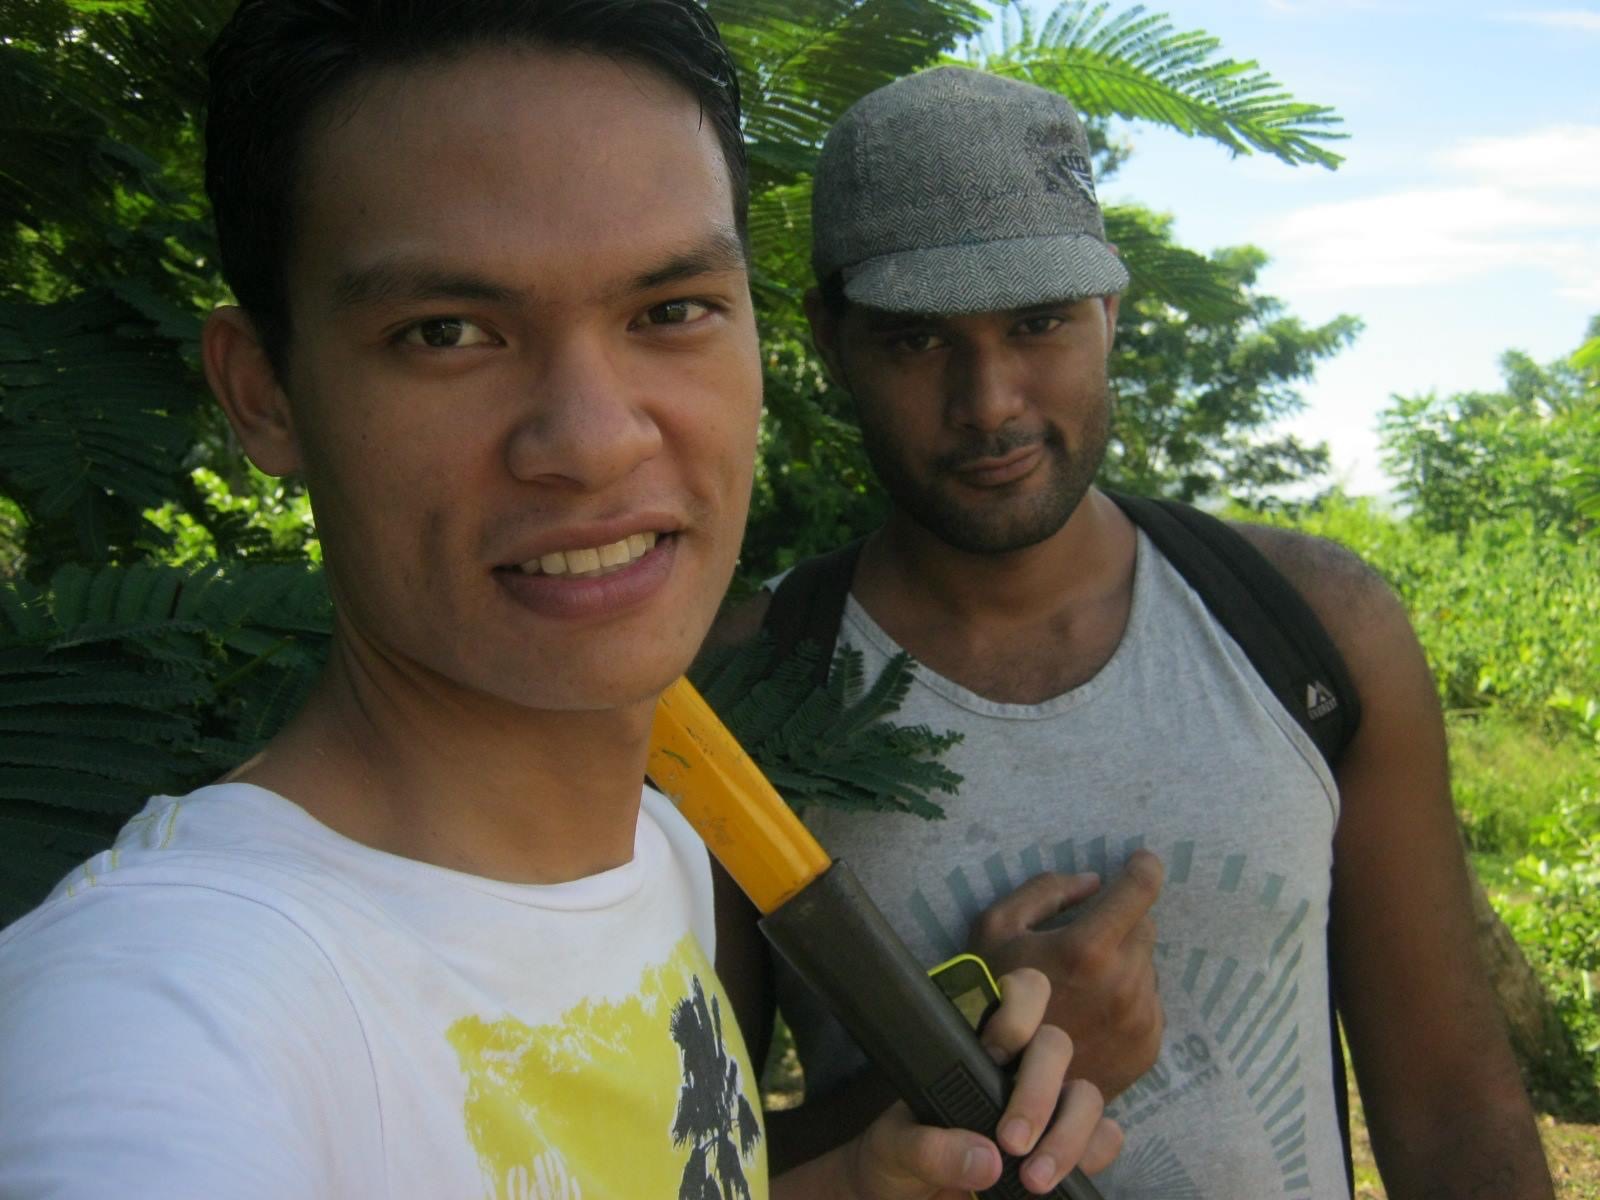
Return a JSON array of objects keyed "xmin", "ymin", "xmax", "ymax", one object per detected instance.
[{"xmin": 0, "ymin": 782, "xmax": 768, "ymax": 1199}]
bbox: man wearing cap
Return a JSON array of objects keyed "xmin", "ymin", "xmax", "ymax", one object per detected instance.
[{"xmin": 714, "ymin": 67, "xmax": 1552, "ymax": 1198}]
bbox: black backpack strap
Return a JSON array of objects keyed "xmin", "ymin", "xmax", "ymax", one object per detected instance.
[
  {"xmin": 1106, "ymin": 492, "xmax": 1361, "ymax": 768},
  {"xmin": 762, "ymin": 539, "xmax": 865, "ymax": 690},
  {"xmin": 1108, "ymin": 490, "xmax": 1361, "ymax": 1196}
]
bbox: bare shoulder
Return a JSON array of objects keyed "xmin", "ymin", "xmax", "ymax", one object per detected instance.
[{"xmin": 1227, "ymin": 521, "xmax": 1409, "ymax": 652}]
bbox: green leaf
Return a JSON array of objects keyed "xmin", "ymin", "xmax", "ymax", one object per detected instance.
[{"xmin": 971, "ymin": 2, "xmax": 1345, "ymax": 168}]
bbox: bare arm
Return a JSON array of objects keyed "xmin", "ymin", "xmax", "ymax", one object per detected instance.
[{"xmin": 1240, "ymin": 524, "xmax": 1553, "ymax": 1200}]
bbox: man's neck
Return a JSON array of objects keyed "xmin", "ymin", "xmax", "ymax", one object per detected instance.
[
  {"xmin": 851, "ymin": 488, "xmax": 1138, "ymax": 704},
  {"xmin": 227, "ymin": 640, "xmax": 654, "ymax": 885}
]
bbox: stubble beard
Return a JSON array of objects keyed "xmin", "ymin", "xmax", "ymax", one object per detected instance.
[{"xmin": 857, "ymin": 380, "xmax": 1113, "ymax": 556}]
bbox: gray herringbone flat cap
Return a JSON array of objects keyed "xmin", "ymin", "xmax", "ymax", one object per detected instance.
[{"xmin": 812, "ymin": 66, "xmax": 1129, "ymax": 314}]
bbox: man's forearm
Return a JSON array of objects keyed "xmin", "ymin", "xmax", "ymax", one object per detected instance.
[{"xmin": 1372, "ymin": 1089, "xmax": 1554, "ymax": 1200}]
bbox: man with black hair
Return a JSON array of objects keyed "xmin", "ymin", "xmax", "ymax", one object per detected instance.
[
  {"xmin": 715, "ymin": 66, "xmax": 1554, "ymax": 1198},
  {"xmin": 0, "ymin": 6, "xmax": 1119, "ymax": 1197}
]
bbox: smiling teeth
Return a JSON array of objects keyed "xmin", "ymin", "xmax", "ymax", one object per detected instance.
[{"xmin": 520, "ymin": 532, "xmax": 658, "ymax": 578}]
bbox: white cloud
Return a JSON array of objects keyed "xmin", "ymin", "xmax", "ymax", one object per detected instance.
[
  {"xmin": 1440, "ymin": 125, "xmax": 1600, "ymax": 190},
  {"xmin": 1497, "ymin": 8, "xmax": 1600, "ymax": 33},
  {"xmin": 1266, "ymin": 125, "xmax": 1600, "ymax": 300}
]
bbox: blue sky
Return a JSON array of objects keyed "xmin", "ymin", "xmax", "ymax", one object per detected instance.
[{"xmin": 1059, "ymin": 0, "xmax": 1599, "ymax": 496}]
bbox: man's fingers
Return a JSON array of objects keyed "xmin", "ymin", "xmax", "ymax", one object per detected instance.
[
  {"xmin": 857, "ymin": 1102, "xmax": 1001, "ymax": 1194},
  {"xmin": 979, "ymin": 967, "xmax": 1049, "ymax": 1065},
  {"xmin": 996, "ymin": 1023, "xmax": 1073, "ymax": 1156},
  {"xmin": 971, "ymin": 872, "xmax": 1102, "ymax": 944},
  {"xmin": 1020, "ymin": 1078, "xmax": 1109, "ymax": 1193},
  {"xmin": 1080, "ymin": 850, "xmax": 1165, "ymax": 944},
  {"xmin": 1079, "ymin": 1113, "xmax": 1125, "ymax": 1177}
]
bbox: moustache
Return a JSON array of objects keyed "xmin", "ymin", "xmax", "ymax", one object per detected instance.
[{"xmin": 934, "ymin": 428, "xmax": 1060, "ymax": 473}]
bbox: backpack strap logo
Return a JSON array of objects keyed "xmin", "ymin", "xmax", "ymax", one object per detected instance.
[{"xmin": 1306, "ymin": 680, "xmax": 1339, "ymax": 722}]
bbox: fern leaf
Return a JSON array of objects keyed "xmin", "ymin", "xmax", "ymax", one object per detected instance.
[
  {"xmin": 696, "ymin": 637, "xmax": 962, "ymax": 820},
  {"xmin": 0, "ymin": 704, "xmax": 192, "ymax": 743},
  {"xmin": 48, "ymin": 564, "xmax": 95, "ymax": 630},
  {"xmin": 0, "ymin": 580, "xmax": 54, "ymax": 639},
  {"xmin": 2, "ymin": 736, "xmax": 191, "ymax": 787},
  {"xmin": 821, "ymin": 650, "xmax": 918, "ymax": 742},
  {"xmin": 0, "ymin": 767, "xmax": 149, "ymax": 814},
  {"xmin": 3, "ymin": 671, "xmax": 208, "ymax": 710},
  {"xmin": 969, "ymin": 1, "xmax": 1345, "ymax": 168}
]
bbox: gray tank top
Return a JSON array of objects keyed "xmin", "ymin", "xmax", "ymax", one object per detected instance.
[{"xmin": 776, "ymin": 530, "xmax": 1348, "ymax": 1198}]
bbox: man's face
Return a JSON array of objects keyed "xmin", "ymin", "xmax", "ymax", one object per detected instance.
[
  {"xmin": 261, "ymin": 49, "xmax": 761, "ymax": 713},
  {"xmin": 811, "ymin": 296, "xmax": 1118, "ymax": 555}
]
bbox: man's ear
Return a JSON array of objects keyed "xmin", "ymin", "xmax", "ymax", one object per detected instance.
[
  {"xmin": 202, "ymin": 306, "xmax": 303, "ymax": 476},
  {"xmin": 1100, "ymin": 292, "xmax": 1122, "ymax": 353},
  {"xmin": 1102, "ymin": 241, "xmax": 1123, "ymax": 352},
  {"xmin": 802, "ymin": 287, "xmax": 849, "ymax": 392}
]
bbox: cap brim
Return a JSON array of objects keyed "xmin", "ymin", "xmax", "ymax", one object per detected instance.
[{"xmin": 840, "ymin": 234, "xmax": 1129, "ymax": 314}]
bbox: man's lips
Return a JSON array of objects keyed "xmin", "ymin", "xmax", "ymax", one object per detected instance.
[
  {"xmin": 493, "ymin": 532, "xmax": 677, "ymax": 620},
  {"xmin": 948, "ymin": 443, "xmax": 1044, "ymax": 487}
]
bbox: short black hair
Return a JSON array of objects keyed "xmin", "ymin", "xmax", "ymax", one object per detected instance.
[
  {"xmin": 205, "ymin": 0, "xmax": 747, "ymax": 374},
  {"xmin": 818, "ymin": 270, "xmax": 852, "ymax": 317}
]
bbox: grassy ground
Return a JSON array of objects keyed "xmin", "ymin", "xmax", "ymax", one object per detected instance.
[{"xmin": 1450, "ymin": 710, "xmax": 1600, "ymax": 885}]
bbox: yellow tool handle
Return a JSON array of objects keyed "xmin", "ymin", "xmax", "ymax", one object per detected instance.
[{"xmin": 648, "ymin": 676, "xmax": 832, "ymax": 914}]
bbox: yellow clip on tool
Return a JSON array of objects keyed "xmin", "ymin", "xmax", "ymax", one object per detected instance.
[{"xmin": 648, "ymin": 676, "xmax": 831, "ymax": 914}]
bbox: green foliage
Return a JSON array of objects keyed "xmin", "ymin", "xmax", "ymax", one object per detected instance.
[
  {"xmin": 690, "ymin": 635, "xmax": 962, "ymax": 818},
  {"xmin": 1380, "ymin": 320, "xmax": 1600, "ymax": 540},
  {"xmin": 0, "ymin": 562, "xmax": 330, "ymax": 924},
  {"xmin": 1104, "ymin": 239, "xmax": 1359, "ymax": 502},
  {"xmin": 717, "ymin": 0, "xmax": 987, "ymax": 197},
  {"xmin": 0, "ymin": 289, "xmax": 205, "ymax": 568},
  {"xmin": 970, "ymin": 1, "xmax": 1344, "ymax": 168},
  {"xmin": 145, "ymin": 466, "xmax": 322, "ymax": 566},
  {"xmin": 1259, "ymin": 494, "xmax": 1600, "ymax": 718},
  {"xmin": 1496, "ymin": 794, "xmax": 1600, "ymax": 1116},
  {"xmin": 1448, "ymin": 710, "xmax": 1600, "ymax": 869}
]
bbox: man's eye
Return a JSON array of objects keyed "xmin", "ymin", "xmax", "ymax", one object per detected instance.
[
  {"xmin": 641, "ymin": 299, "xmax": 713, "ymax": 326},
  {"xmin": 399, "ymin": 318, "xmax": 495, "ymax": 348},
  {"xmin": 886, "ymin": 331, "xmax": 943, "ymax": 353},
  {"xmin": 1016, "ymin": 315, "xmax": 1065, "ymax": 336}
]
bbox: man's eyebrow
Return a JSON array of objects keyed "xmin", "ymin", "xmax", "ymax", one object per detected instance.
[
  {"xmin": 861, "ymin": 310, "xmax": 943, "ymax": 332},
  {"xmin": 330, "ymin": 260, "xmax": 523, "ymax": 312},
  {"xmin": 624, "ymin": 228, "xmax": 748, "ymax": 295},
  {"xmin": 329, "ymin": 229, "xmax": 747, "ymax": 312}
]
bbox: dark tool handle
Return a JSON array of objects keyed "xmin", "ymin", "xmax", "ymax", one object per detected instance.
[{"xmin": 761, "ymin": 862, "xmax": 1104, "ymax": 1200}]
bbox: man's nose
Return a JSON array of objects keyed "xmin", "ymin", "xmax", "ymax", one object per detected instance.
[
  {"xmin": 945, "ymin": 343, "xmax": 1027, "ymax": 433},
  {"xmin": 503, "ymin": 335, "xmax": 662, "ymax": 490}
]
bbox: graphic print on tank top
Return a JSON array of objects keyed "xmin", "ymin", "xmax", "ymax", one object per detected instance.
[
  {"xmin": 447, "ymin": 934, "xmax": 766, "ymax": 1200},
  {"xmin": 904, "ymin": 837, "xmax": 1320, "ymax": 1200}
]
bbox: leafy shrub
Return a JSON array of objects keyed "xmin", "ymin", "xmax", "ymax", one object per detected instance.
[
  {"xmin": 1496, "ymin": 794, "xmax": 1600, "ymax": 1117},
  {"xmin": 1256, "ymin": 495, "xmax": 1600, "ymax": 718}
]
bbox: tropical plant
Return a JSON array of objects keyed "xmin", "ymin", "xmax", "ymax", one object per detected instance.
[
  {"xmin": 1379, "ymin": 318, "xmax": 1600, "ymax": 541},
  {"xmin": 690, "ymin": 638, "xmax": 962, "ymax": 818},
  {"xmin": 0, "ymin": 561, "xmax": 329, "ymax": 925},
  {"xmin": 670, "ymin": 975, "xmax": 763, "ymax": 1200},
  {"xmin": 1102, "ymin": 239, "xmax": 1360, "ymax": 503}
]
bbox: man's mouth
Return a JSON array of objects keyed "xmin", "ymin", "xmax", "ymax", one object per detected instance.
[{"xmin": 510, "ymin": 532, "xmax": 660, "ymax": 579}]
